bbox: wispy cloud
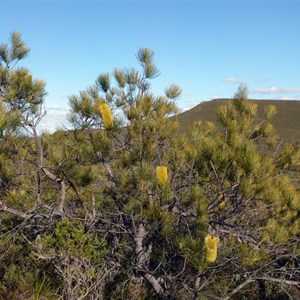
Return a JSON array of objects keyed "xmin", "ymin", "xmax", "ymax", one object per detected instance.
[
  {"xmin": 45, "ymin": 105, "xmax": 69, "ymax": 111},
  {"xmin": 277, "ymin": 96, "xmax": 300, "ymax": 100},
  {"xmin": 250, "ymin": 86, "xmax": 300, "ymax": 94},
  {"xmin": 51, "ymin": 94, "xmax": 69, "ymax": 99},
  {"xmin": 223, "ymin": 77, "xmax": 242, "ymax": 83},
  {"xmin": 182, "ymin": 92, "xmax": 193, "ymax": 97}
]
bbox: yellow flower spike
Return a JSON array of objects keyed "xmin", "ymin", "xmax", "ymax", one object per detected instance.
[
  {"xmin": 206, "ymin": 248, "xmax": 218, "ymax": 263},
  {"xmin": 205, "ymin": 235, "xmax": 218, "ymax": 249},
  {"xmin": 238, "ymin": 168, "xmax": 245, "ymax": 177},
  {"xmin": 205, "ymin": 235, "xmax": 219, "ymax": 263},
  {"xmin": 99, "ymin": 103, "xmax": 113, "ymax": 129},
  {"xmin": 217, "ymin": 194, "xmax": 225, "ymax": 210},
  {"xmin": 156, "ymin": 166, "xmax": 168, "ymax": 187},
  {"xmin": 218, "ymin": 201, "xmax": 225, "ymax": 210}
]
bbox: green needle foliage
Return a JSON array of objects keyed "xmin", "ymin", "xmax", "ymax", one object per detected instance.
[{"xmin": 0, "ymin": 34, "xmax": 299, "ymax": 300}]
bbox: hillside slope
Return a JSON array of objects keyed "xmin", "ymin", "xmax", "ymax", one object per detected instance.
[{"xmin": 176, "ymin": 99, "xmax": 300, "ymax": 142}]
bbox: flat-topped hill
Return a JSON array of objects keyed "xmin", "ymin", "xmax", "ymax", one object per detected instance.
[{"xmin": 177, "ymin": 99, "xmax": 300, "ymax": 142}]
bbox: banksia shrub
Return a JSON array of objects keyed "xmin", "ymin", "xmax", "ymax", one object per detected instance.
[
  {"xmin": 99, "ymin": 103, "xmax": 113, "ymax": 129},
  {"xmin": 156, "ymin": 166, "xmax": 168, "ymax": 187},
  {"xmin": 205, "ymin": 235, "xmax": 218, "ymax": 263}
]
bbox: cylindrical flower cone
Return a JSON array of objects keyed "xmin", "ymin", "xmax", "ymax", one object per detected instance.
[
  {"xmin": 205, "ymin": 235, "xmax": 218, "ymax": 263},
  {"xmin": 206, "ymin": 247, "xmax": 218, "ymax": 263},
  {"xmin": 99, "ymin": 103, "xmax": 113, "ymax": 129},
  {"xmin": 156, "ymin": 166, "xmax": 168, "ymax": 187},
  {"xmin": 218, "ymin": 201, "xmax": 225, "ymax": 211},
  {"xmin": 217, "ymin": 194, "xmax": 225, "ymax": 210}
]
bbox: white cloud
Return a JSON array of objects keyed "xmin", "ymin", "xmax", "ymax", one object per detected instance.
[
  {"xmin": 37, "ymin": 106, "xmax": 70, "ymax": 133},
  {"xmin": 179, "ymin": 99, "xmax": 203, "ymax": 112},
  {"xmin": 45, "ymin": 104, "xmax": 68, "ymax": 111},
  {"xmin": 277, "ymin": 96, "xmax": 300, "ymax": 100},
  {"xmin": 250, "ymin": 86, "xmax": 300, "ymax": 94},
  {"xmin": 223, "ymin": 77, "xmax": 242, "ymax": 83},
  {"xmin": 37, "ymin": 114, "xmax": 70, "ymax": 134}
]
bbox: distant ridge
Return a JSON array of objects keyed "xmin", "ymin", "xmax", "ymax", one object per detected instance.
[{"xmin": 176, "ymin": 99, "xmax": 300, "ymax": 142}]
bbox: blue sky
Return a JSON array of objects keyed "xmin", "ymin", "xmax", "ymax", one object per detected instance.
[{"xmin": 1, "ymin": 0, "xmax": 300, "ymax": 132}]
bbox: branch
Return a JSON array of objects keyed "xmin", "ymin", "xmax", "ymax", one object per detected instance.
[
  {"xmin": 216, "ymin": 228, "xmax": 259, "ymax": 246},
  {"xmin": 134, "ymin": 223, "xmax": 164, "ymax": 295},
  {"xmin": 257, "ymin": 277, "xmax": 300, "ymax": 286},
  {"xmin": 220, "ymin": 276, "xmax": 300, "ymax": 300},
  {"xmin": 30, "ymin": 120, "xmax": 66, "ymax": 213},
  {"xmin": 41, "ymin": 167, "xmax": 66, "ymax": 213},
  {"xmin": 59, "ymin": 180, "xmax": 66, "ymax": 212},
  {"xmin": 209, "ymin": 160, "xmax": 219, "ymax": 180},
  {"xmin": 221, "ymin": 278, "xmax": 255, "ymax": 300},
  {"xmin": 0, "ymin": 200, "xmax": 31, "ymax": 219},
  {"xmin": 0, "ymin": 201, "xmax": 62, "ymax": 220}
]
